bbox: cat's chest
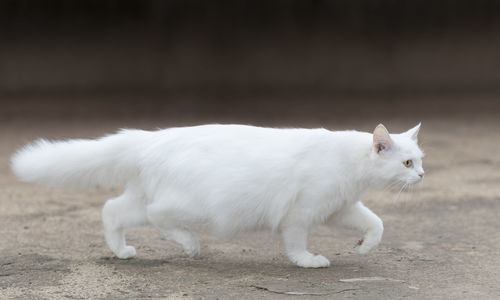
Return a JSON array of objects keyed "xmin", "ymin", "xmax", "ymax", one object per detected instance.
[
  {"xmin": 323, "ymin": 188, "xmax": 362, "ymax": 213},
  {"xmin": 297, "ymin": 181, "xmax": 364, "ymax": 221}
]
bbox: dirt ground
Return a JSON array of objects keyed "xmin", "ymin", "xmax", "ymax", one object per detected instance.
[{"xmin": 1, "ymin": 95, "xmax": 499, "ymax": 299}]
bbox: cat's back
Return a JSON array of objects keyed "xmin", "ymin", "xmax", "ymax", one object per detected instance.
[
  {"xmin": 162, "ymin": 124, "xmax": 321, "ymax": 138},
  {"xmin": 138, "ymin": 124, "xmax": 374, "ymax": 170},
  {"xmin": 151, "ymin": 124, "xmax": 327, "ymax": 150},
  {"xmin": 144, "ymin": 124, "xmax": 371, "ymax": 155},
  {"xmin": 138, "ymin": 125, "xmax": 331, "ymax": 174}
]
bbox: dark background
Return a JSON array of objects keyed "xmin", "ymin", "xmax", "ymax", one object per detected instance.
[
  {"xmin": 1, "ymin": 0, "xmax": 499, "ymax": 125},
  {"xmin": 2, "ymin": 4, "xmax": 500, "ymax": 299}
]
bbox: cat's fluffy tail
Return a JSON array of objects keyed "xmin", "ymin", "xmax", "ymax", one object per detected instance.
[{"xmin": 11, "ymin": 129, "xmax": 149, "ymax": 189}]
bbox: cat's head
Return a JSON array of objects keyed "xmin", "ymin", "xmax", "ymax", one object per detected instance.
[{"xmin": 370, "ymin": 123, "xmax": 424, "ymax": 186}]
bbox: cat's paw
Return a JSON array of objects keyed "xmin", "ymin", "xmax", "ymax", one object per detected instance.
[
  {"xmin": 116, "ymin": 246, "xmax": 136, "ymax": 259},
  {"xmin": 352, "ymin": 222, "xmax": 383, "ymax": 254},
  {"xmin": 352, "ymin": 244, "xmax": 372, "ymax": 255},
  {"xmin": 291, "ymin": 252, "xmax": 330, "ymax": 268},
  {"xmin": 351, "ymin": 239, "xmax": 369, "ymax": 254},
  {"xmin": 183, "ymin": 240, "xmax": 201, "ymax": 258},
  {"xmin": 352, "ymin": 237, "xmax": 379, "ymax": 254}
]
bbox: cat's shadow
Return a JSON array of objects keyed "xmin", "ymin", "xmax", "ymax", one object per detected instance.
[{"xmin": 96, "ymin": 254, "xmax": 364, "ymax": 276}]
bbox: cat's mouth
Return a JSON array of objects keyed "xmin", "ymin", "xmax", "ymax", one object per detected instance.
[{"xmin": 407, "ymin": 176, "xmax": 423, "ymax": 185}]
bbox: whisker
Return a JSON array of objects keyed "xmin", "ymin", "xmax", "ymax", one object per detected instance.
[
  {"xmin": 384, "ymin": 180, "xmax": 403, "ymax": 192},
  {"xmin": 384, "ymin": 180, "xmax": 405, "ymax": 206},
  {"xmin": 395, "ymin": 183, "xmax": 408, "ymax": 201},
  {"xmin": 408, "ymin": 184, "xmax": 415, "ymax": 202}
]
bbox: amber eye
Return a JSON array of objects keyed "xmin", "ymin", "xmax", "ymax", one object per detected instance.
[{"xmin": 403, "ymin": 160, "xmax": 413, "ymax": 167}]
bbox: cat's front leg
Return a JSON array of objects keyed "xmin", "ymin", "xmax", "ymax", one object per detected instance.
[
  {"xmin": 281, "ymin": 224, "xmax": 330, "ymax": 268},
  {"xmin": 330, "ymin": 201, "xmax": 384, "ymax": 254}
]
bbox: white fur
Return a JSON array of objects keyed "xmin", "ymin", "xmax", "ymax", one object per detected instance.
[{"xmin": 11, "ymin": 124, "xmax": 424, "ymax": 268}]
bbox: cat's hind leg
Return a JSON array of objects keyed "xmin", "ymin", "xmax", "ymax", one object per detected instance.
[
  {"xmin": 146, "ymin": 201, "xmax": 201, "ymax": 257},
  {"xmin": 102, "ymin": 186, "xmax": 148, "ymax": 259},
  {"xmin": 330, "ymin": 201, "xmax": 384, "ymax": 254},
  {"xmin": 161, "ymin": 228, "xmax": 200, "ymax": 257}
]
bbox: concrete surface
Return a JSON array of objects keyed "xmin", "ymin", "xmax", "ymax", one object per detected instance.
[{"xmin": 1, "ymin": 96, "xmax": 499, "ymax": 299}]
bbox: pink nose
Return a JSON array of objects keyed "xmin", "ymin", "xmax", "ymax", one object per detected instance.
[{"xmin": 419, "ymin": 173, "xmax": 425, "ymax": 178}]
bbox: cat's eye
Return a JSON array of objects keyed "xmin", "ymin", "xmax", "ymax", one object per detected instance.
[{"xmin": 403, "ymin": 160, "xmax": 413, "ymax": 168}]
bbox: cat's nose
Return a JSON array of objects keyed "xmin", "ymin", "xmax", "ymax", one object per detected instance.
[{"xmin": 418, "ymin": 173, "xmax": 425, "ymax": 178}]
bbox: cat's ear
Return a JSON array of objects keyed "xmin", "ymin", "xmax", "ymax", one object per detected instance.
[
  {"xmin": 373, "ymin": 124, "xmax": 394, "ymax": 154},
  {"xmin": 404, "ymin": 123, "xmax": 421, "ymax": 142}
]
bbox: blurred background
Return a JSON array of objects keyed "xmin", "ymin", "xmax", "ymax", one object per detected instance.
[
  {"xmin": 1, "ymin": 0, "xmax": 499, "ymax": 127},
  {"xmin": 2, "ymin": 3, "xmax": 500, "ymax": 298}
]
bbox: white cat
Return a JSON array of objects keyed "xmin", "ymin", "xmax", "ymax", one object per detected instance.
[{"xmin": 11, "ymin": 123, "xmax": 424, "ymax": 268}]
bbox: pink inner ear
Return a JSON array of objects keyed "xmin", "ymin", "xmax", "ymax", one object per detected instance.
[
  {"xmin": 375, "ymin": 143, "xmax": 386, "ymax": 153},
  {"xmin": 373, "ymin": 124, "xmax": 394, "ymax": 153}
]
